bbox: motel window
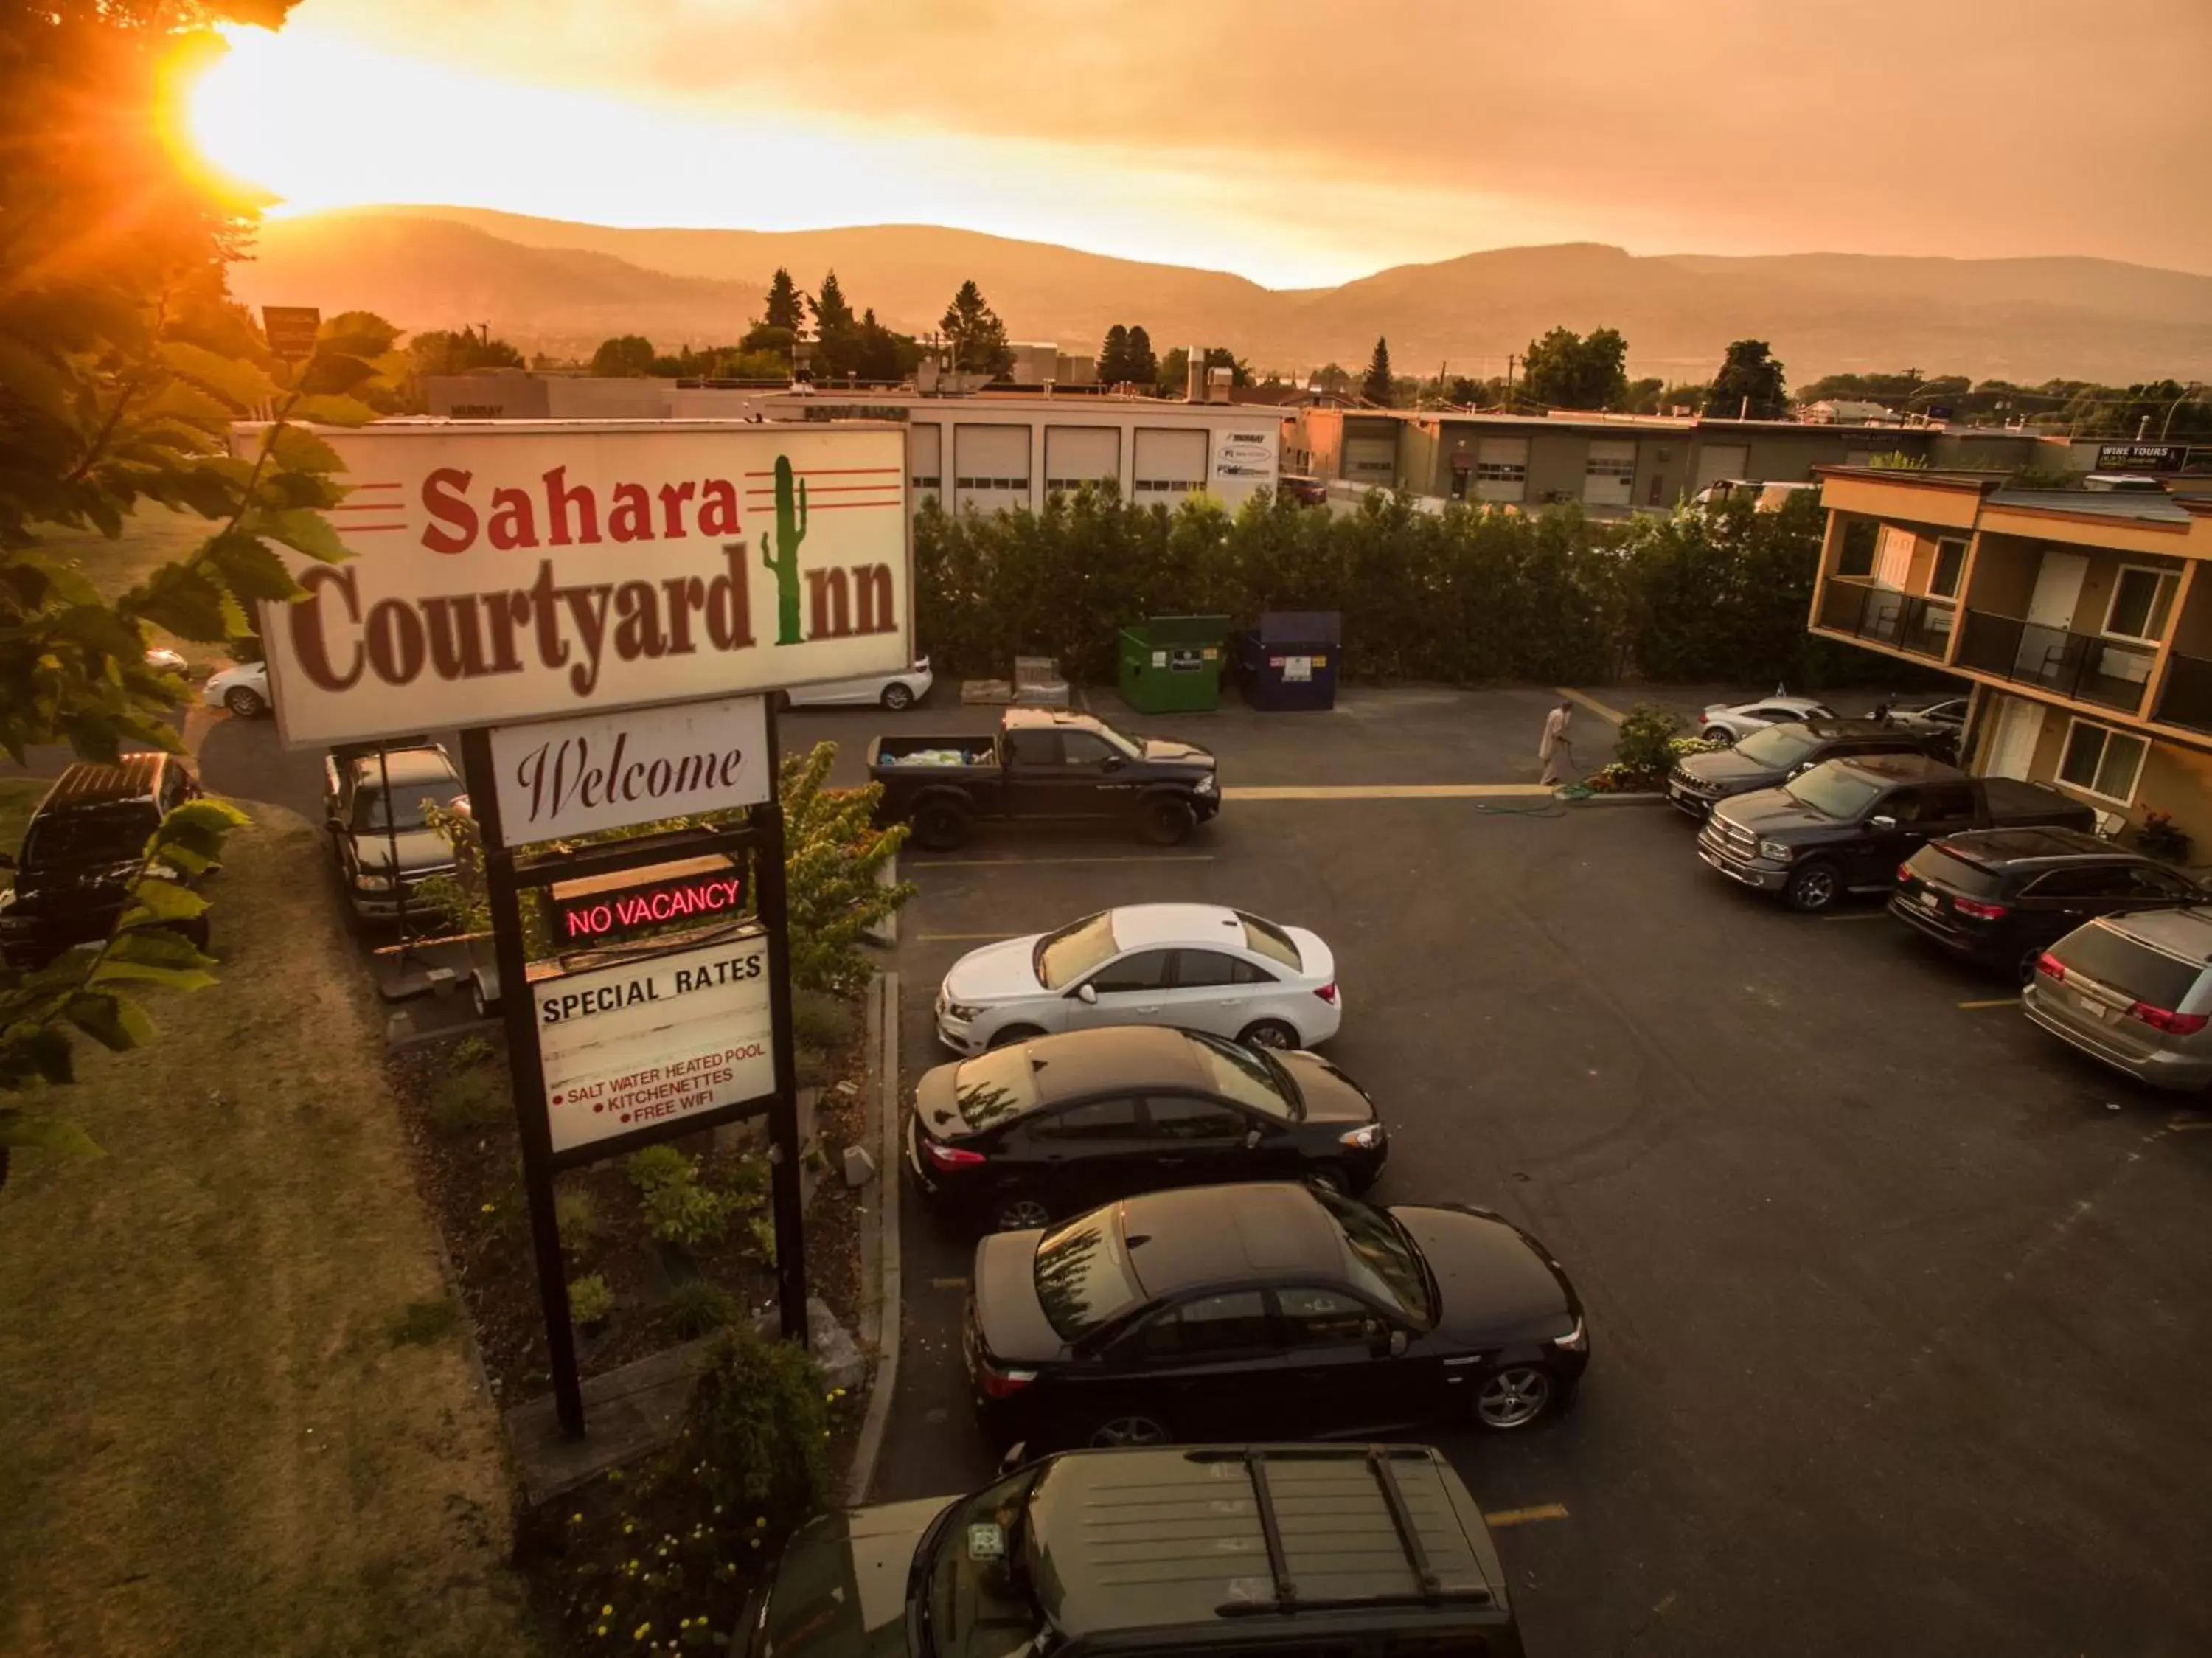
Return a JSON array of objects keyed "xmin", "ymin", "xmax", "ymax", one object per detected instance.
[
  {"xmin": 2056, "ymin": 719, "xmax": 2148, "ymax": 805},
  {"xmin": 954, "ymin": 476, "xmax": 1030, "ymax": 490},
  {"xmin": 1837, "ymin": 519, "xmax": 1878, "ymax": 577},
  {"xmin": 911, "ymin": 475, "xmax": 941, "ymax": 490},
  {"xmin": 1930, "ymin": 538, "xmax": 1968, "ymax": 600},
  {"xmin": 2104, "ymin": 566, "xmax": 2178, "ymax": 644}
]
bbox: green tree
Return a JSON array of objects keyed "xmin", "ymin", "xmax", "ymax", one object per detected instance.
[
  {"xmin": 848, "ymin": 309, "xmax": 922, "ymax": 382},
  {"xmin": 1362, "ymin": 337, "xmax": 1394, "ymax": 406},
  {"xmin": 810, "ymin": 270, "xmax": 854, "ymax": 336},
  {"xmin": 1708, "ymin": 339, "xmax": 1788, "ymax": 420},
  {"xmin": 1155, "ymin": 345, "xmax": 1189, "ymax": 398},
  {"xmin": 939, "ymin": 280, "xmax": 1013, "ymax": 378},
  {"xmin": 1, "ymin": 0, "xmax": 394, "ymax": 1174},
  {"xmin": 408, "ymin": 327, "xmax": 524, "ymax": 377},
  {"xmin": 1097, "ymin": 324, "xmax": 1130, "ymax": 385},
  {"xmin": 762, "ymin": 268, "xmax": 807, "ymax": 334},
  {"xmin": 1613, "ymin": 375, "xmax": 1665, "ymax": 414},
  {"xmin": 779, "ymin": 743, "xmax": 915, "ymax": 994},
  {"xmin": 1202, "ymin": 347, "xmax": 1252, "ymax": 389},
  {"xmin": 1124, "ymin": 326, "xmax": 1158, "ymax": 387},
  {"xmin": 588, "ymin": 334, "xmax": 656, "ymax": 377},
  {"xmin": 1519, "ymin": 325, "xmax": 1629, "ymax": 411}
]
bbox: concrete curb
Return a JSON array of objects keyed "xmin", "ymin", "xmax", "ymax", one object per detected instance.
[
  {"xmin": 1565, "ymin": 791, "xmax": 1669, "ymax": 808},
  {"xmin": 844, "ymin": 969, "xmax": 901, "ymax": 1508}
]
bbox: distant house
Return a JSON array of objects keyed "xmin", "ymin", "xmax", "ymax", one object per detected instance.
[{"xmin": 1801, "ymin": 398, "xmax": 1905, "ymax": 426}]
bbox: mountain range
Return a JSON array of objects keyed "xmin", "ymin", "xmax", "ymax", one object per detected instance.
[{"xmin": 232, "ymin": 206, "xmax": 2212, "ymax": 386}]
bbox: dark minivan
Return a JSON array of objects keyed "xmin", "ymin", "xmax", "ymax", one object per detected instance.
[
  {"xmin": 1893, "ymin": 828, "xmax": 2204, "ymax": 984},
  {"xmin": 745, "ymin": 1443, "xmax": 1526, "ymax": 1658}
]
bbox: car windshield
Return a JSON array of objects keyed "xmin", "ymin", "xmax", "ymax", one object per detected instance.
[
  {"xmin": 1314, "ymin": 1185, "xmax": 1434, "ymax": 1327},
  {"xmin": 919, "ymin": 1468, "xmax": 1049, "ymax": 1658},
  {"xmin": 1093, "ymin": 721, "xmax": 1143, "ymax": 759},
  {"xmin": 357, "ymin": 782, "xmax": 462, "ymax": 834},
  {"xmin": 1032, "ymin": 1207, "xmax": 1144, "ymax": 1342},
  {"xmin": 1734, "ymin": 725, "xmax": 1821, "ymax": 769},
  {"xmin": 1783, "ymin": 765, "xmax": 1886, "ymax": 820},
  {"xmin": 952, "ymin": 1048, "xmax": 1041, "ymax": 1133},
  {"xmin": 1184, "ymin": 1030, "xmax": 1299, "ymax": 1120},
  {"xmin": 21, "ymin": 803, "xmax": 159, "ymax": 869},
  {"xmin": 1235, "ymin": 909, "xmax": 1303, "ymax": 971},
  {"xmin": 1034, "ymin": 912, "xmax": 1118, "ymax": 990}
]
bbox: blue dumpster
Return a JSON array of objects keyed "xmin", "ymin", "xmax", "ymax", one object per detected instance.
[{"xmin": 1236, "ymin": 612, "xmax": 1341, "ymax": 711}]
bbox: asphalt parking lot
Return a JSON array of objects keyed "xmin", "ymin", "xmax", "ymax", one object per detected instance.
[{"xmin": 872, "ymin": 702, "xmax": 2212, "ymax": 1657}]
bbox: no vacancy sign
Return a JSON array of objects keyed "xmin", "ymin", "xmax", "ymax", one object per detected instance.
[{"xmin": 532, "ymin": 928, "xmax": 776, "ymax": 1157}]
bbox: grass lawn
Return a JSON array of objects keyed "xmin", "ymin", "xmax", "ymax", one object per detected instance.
[
  {"xmin": 35, "ymin": 505, "xmax": 235, "ymax": 670},
  {"xmin": 0, "ymin": 807, "xmax": 541, "ymax": 1658}
]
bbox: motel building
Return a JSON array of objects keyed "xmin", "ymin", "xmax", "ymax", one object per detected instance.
[{"xmin": 1809, "ymin": 468, "xmax": 2212, "ymax": 850}]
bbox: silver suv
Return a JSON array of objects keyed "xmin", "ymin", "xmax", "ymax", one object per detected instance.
[{"xmin": 2023, "ymin": 906, "xmax": 2212, "ymax": 1090}]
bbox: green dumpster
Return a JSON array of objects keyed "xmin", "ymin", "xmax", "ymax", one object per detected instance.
[{"xmin": 1116, "ymin": 614, "xmax": 1231, "ymax": 714}]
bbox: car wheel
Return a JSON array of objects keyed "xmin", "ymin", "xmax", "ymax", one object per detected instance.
[
  {"xmin": 994, "ymin": 1196, "xmax": 1052, "ymax": 1231},
  {"xmin": 1784, "ymin": 860, "xmax": 1841, "ymax": 913},
  {"xmin": 987, "ymin": 1024, "xmax": 1044, "ymax": 1051},
  {"xmin": 914, "ymin": 799, "xmax": 969, "ymax": 852},
  {"xmin": 1088, "ymin": 1412, "xmax": 1172, "ymax": 1449},
  {"xmin": 880, "ymin": 681, "xmax": 915, "ymax": 712},
  {"xmin": 1239, "ymin": 1019, "xmax": 1299, "ymax": 1050},
  {"xmin": 1473, "ymin": 1365, "xmax": 1557, "ymax": 1432},
  {"xmin": 223, "ymin": 686, "xmax": 266, "ymax": 718},
  {"xmin": 472, "ymin": 978, "xmax": 493, "ymax": 1020},
  {"xmin": 2015, "ymin": 945, "xmax": 2044, "ymax": 988},
  {"xmin": 1139, "ymin": 796, "xmax": 1195, "ymax": 847}
]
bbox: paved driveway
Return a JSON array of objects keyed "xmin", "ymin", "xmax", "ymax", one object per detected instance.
[{"xmin": 875, "ymin": 783, "xmax": 2212, "ymax": 1657}]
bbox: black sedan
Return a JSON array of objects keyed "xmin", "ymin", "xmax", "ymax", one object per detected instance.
[
  {"xmin": 964, "ymin": 1181, "xmax": 1588, "ymax": 1452},
  {"xmin": 906, "ymin": 1025, "xmax": 1385, "ymax": 1233}
]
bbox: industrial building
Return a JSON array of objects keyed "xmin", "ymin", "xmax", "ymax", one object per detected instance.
[{"xmin": 1808, "ymin": 468, "xmax": 2212, "ymax": 849}]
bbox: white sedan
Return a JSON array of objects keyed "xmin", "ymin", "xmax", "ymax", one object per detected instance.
[
  {"xmin": 934, "ymin": 903, "xmax": 1341, "ymax": 1055},
  {"xmin": 1697, "ymin": 693, "xmax": 1835, "ymax": 744},
  {"xmin": 203, "ymin": 659, "xmax": 271, "ymax": 718},
  {"xmin": 785, "ymin": 656, "xmax": 933, "ymax": 712}
]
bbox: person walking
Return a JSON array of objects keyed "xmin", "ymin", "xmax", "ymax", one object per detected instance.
[{"xmin": 1539, "ymin": 699, "xmax": 1574, "ymax": 786}]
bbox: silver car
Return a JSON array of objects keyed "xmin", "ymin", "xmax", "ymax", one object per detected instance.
[{"xmin": 2023, "ymin": 907, "xmax": 2212, "ymax": 1090}]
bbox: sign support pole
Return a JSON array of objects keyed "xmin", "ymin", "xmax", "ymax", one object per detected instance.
[
  {"xmin": 460, "ymin": 724, "xmax": 587, "ymax": 1440},
  {"xmin": 757, "ymin": 701, "xmax": 810, "ymax": 1344}
]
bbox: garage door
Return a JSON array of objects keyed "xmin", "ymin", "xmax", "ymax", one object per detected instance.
[
  {"xmin": 954, "ymin": 425, "xmax": 1032, "ymax": 513},
  {"xmin": 1342, "ymin": 434, "xmax": 1397, "ymax": 483},
  {"xmin": 1133, "ymin": 427, "xmax": 1208, "ymax": 497},
  {"xmin": 1693, "ymin": 443, "xmax": 1750, "ymax": 490},
  {"xmin": 909, "ymin": 423, "xmax": 942, "ymax": 502},
  {"xmin": 1584, "ymin": 439, "xmax": 1637, "ymax": 507},
  {"xmin": 1044, "ymin": 426, "xmax": 1121, "ymax": 494},
  {"xmin": 1475, "ymin": 437, "xmax": 1528, "ymax": 503}
]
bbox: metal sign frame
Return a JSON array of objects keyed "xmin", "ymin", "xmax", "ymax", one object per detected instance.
[{"xmin": 459, "ymin": 703, "xmax": 808, "ymax": 1440}]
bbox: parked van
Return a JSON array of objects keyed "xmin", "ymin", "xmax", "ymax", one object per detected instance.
[{"xmin": 2024, "ymin": 906, "xmax": 2212, "ymax": 1089}]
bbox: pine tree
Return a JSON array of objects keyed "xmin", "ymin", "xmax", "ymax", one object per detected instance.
[
  {"xmin": 1363, "ymin": 337, "xmax": 1394, "ymax": 406},
  {"xmin": 1098, "ymin": 324, "xmax": 1130, "ymax": 385},
  {"xmin": 1126, "ymin": 326, "xmax": 1158, "ymax": 388},
  {"xmin": 940, "ymin": 280, "xmax": 1014, "ymax": 378},
  {"xmin": 812, "ymin": 270, "xmax": 855, "ymax": 336},
  {"xmin": 764, "ymin": 268, "xmax": 807, "ymax": 333}
]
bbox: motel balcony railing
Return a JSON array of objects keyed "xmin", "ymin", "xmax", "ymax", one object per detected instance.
[
  {"xmin": 2153, "ymin": 651, "xmax": 2212, "ymax": 736},
  {"xmin": 1816, "ymin": 578, "xmax": 1956, "ymax": 661},
  {"xmin": 1952, "ymin": 608, "xmax": 2157, "ymax": 716}
]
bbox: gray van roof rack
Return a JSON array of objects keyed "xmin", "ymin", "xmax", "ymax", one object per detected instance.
[{"xmin": 1205, "ymin": 1446, "xmax": 1493, "ymax": 1618}]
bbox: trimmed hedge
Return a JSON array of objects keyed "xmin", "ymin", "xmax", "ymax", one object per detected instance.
[{"xmin": 913, "ymin": 486, "xmax": 1911, "ymax": 691}]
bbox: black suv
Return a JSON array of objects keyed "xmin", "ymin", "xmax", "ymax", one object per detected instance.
[
  {"xmin": 1668, "ymin": 718, "xmax": 1940, "ymax": 818},
  {"xmin": 1893, "ymin": 827, "xmax": 2204, "ymax": 984},
  {"xmin": 322, "ymin": 741, "xmax": 465, "ymax": 923},
  {"xmin": 747, "ymin": 1443, "xmax": 1526, "ymax": 1658},
  {"xmin": 0, "ymin": 755, "xmax": 204, "ymax": 968}
]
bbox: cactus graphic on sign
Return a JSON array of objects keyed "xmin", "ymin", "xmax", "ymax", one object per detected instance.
[{"xmin": 759, "ymin": 454, "xmax": 807, "ymax": 646}]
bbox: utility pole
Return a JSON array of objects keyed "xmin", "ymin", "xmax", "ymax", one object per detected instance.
[{"xmin": 1506, "ymin": 353, "xmax": 1517, "ymax": 405}]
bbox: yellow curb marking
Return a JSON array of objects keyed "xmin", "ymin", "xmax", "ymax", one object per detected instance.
[
  {"xmin": 1555, "ymin": 687, "xmax": 1627, "ymax": 725},
  {"xmin": 917, "ymin": 933, "xmax": 1020, "ymax": 942},
  {"xmin": 1818, "ymin": 912, "xmax": 1888, "ymax": 923},
  {"xmin": 1225, "ymin": 784, "xmax": 1556, "ymax": 801},
  {"xmin": 1957, "ymin": 997, "xmax": 2020, "ymax": 1010},
  {"xmin": 2168, "ymin": 1117, "xmax": 2212, "ymax": 1132},
  {"xmin": 930, "ymin": 1277, "xmax": 970, "ymax": 1290},
  {"xmin": 1484, "ymin": 1503, "xmax": 1571, "ymax": 1527},
  {"xmin": 909, "ymin": 853, "xmax": 1216, "ymax": 868}
]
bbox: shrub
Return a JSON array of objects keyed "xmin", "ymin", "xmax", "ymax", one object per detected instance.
[
  {"xmin": 569, "ymin": 1273, "xmax": 615, "ymax": 1328},
  {"xmin": 687, "ymin": 1322, "xmax": 832, "ymax": 1539},
  {"xmin": 667, "ymin": 1277, "xmax": 740, "ymax": 1339},
  {"xmin": 625, "ymin": 1143, "xmax": 696, "ymax": 1198},
  {"xmin": 1613, "ymin": 704, "xmax": 1683, "ymax": 780},
  {"xmin": 791, "ymin": 990, "xmax": 858, "ymax": 1053},
  {"xmin": 452, "ymin": 1032, "xmax": 495, "ymax": 1067},
  {"xmin": 428, "ymin": 1068, "xmax": 507, "ymax": 1137},
  {"xmin": 781, "ymin": 743, "xmax": 915, "ymax": 994},
  {"xmin": 386, "ymin": 1297, "xmax": 459, "ymax": 1347},
  {"xmin": 554, "ymin": 1185, "xmax": 600, "ymax": 1256},
  {"xmin": 643, "ymin": 1177, "xmax": 734, "ymax": 1249}
]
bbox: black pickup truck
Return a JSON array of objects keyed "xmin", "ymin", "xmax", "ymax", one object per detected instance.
[
  {"xmin": 867, "ymin": 708, "xmax": 1220, "ymax": 850},
  {"xmin": 1697, "ymin": 751, "xmax": 2098, "ymax": 912}
]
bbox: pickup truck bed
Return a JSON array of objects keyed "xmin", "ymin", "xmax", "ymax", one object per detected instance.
[
  {"xmin": 868, "ymin": 734, "xmax": 998, "ymax": 769},
  {"xmin": 1983, "ymin": 776, "xmax": 2097, "ymax": 826}
]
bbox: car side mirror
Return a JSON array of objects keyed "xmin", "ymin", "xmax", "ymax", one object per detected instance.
[
  {"xmin": 324, "ymin": 813, "xmax": 344, "ymax": 833},
  {"xmin": 0, "ymin": 852, "xmax": 15, "ymax": 871},
  {"xmin": 1075, "ymin": 983, "xmax": 1097, "ymax": 1005},
  {"xmin": 1100, "ymin": 754, "xmax": 1123, "ymax": 771},
  {"xmin": 1870, "ymin": 814, "xmax": 1898, "ymax": 833},
  {"xmin": 1243, "ymin": 1128, "xmax": 1262, "ymax": 1150}
]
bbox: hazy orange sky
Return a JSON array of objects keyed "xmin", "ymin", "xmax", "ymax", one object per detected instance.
[{"xmin": 193, "ymin": 0, "xmax": 2212, "ymax": 287}]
